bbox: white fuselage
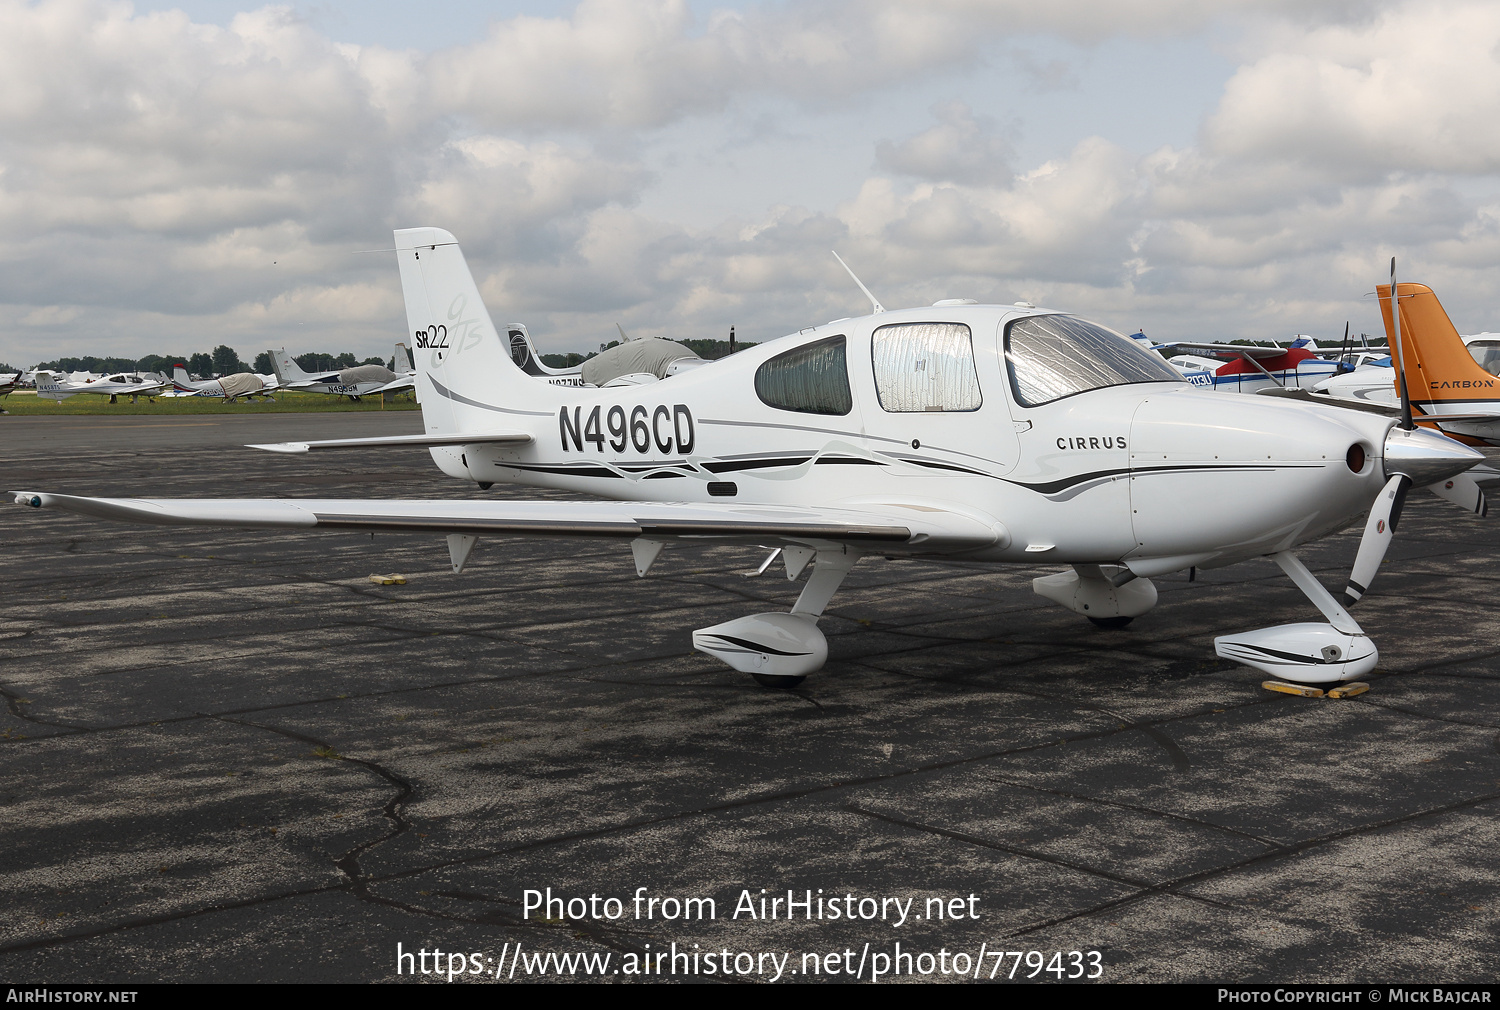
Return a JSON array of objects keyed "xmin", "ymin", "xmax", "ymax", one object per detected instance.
[
  {"xmin": 417, "ymin": 304, "xmax": 1395, "ymax": 572},
  {"xmin": 35, "ymin": 372, "xmax": 164, "ymax": 400}
]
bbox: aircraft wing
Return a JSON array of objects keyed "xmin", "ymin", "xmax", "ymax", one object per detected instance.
[
  {"xmin": 368, "ymin": 374, "xmax": 416, "ymax": 395},
  {"xmin": 1257, "ymin": 387, "xmax": 1500, "ymax": 422},
  {"xmin": 1257, "ymin": 387, "xmax": 1401, "ymax": 415},
  {"xmin": 246, "ymin": 431, "xmax": 535, "ymax": 453},
  {"xmin": 8, "ymin": 493, "xmax": 1002, "ymax": 551},
  {"xmin": 1165, "ymin": 342, "xmax": 1299, "ymax": 360}
]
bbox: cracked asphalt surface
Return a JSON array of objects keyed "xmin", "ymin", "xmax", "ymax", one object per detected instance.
[{"xmin": 1, "ymin": 413, "xmax": 1497, "ymax": 984}]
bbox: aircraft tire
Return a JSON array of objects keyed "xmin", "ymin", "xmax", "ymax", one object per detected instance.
[
  {"xmin": 1087, "ymin": 615, "xmax": 1133, "ymax": 629},
  {"xmin": 751, "ymin": 673, "xmax": 806, "ymax": 689}
]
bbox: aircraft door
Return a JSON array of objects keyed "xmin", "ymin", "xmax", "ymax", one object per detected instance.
[{"xmin": 865, "ymin": 319, "xmax": 1019, "ymax": 474}]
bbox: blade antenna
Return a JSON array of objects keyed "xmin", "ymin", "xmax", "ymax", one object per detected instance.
[
  {"xmin": 1390, "ymin": 257, "xmax": 1415, "ymax": 430},
  {"xmin": 831, "ymin": 251, "xmax": 885, "ymax": 314},
  {"xmin": 1339, "ymin": 321, "xmax": 1350, "ymax": 372}
]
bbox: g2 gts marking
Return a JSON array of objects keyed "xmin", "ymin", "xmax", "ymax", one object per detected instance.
[
  {"xmin": 415, "ymin": 324, "xmax": 450, "ymax": 349},
  {"xmin": 561, "ymin": 404, "xmax": 695, "ymax": 454}
]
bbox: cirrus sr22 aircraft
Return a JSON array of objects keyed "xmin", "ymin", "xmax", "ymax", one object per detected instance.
[{"xmin": 10, "ymin": 230, "xmax": 1487, "ymax": 688}]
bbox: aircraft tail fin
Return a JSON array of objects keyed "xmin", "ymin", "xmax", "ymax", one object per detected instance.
[
  {"xmin": 35, "ymin": 374, "xmax": 72, "ymax": 401},
  {"xmin": 1378, "ymin": 282, "xmax": 1499, "ymax": 407},
  {"xmin": 394, "ymin": 227, "xmax": 542, "ymax": 437},
  {"xmin": 269, "ymin": 349, "xmax": 311, "ymax": 383},
  {"xmin": 504, "ymin": 324, "xmax": 580, "ymax": 378},
  {"xmin": 394, "ymin": 341, "xmax": 414, "ymax": 374}
]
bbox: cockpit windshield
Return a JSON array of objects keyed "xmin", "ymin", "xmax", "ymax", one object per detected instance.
[{"xmin": 1005, "ymin": 314, "xmax": 1184, "ymax": 407}]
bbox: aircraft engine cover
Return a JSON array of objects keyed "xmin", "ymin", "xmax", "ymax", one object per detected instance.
[{"xmin": 692, "ymin": 613, "xmax": 828, "ymax": 677}]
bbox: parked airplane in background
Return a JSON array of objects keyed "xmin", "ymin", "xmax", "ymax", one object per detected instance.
[
  {"xmin": 165, "ymin": 364, "xmax": 279, "ymax": 401},
  {"xmin": 1165, "ymin": 340, "xmax": 1341, "ymax": 392},
  {"xmin": 12, "ymin": 232, "xmax": 1485, "ymax": 691},
  {"xmin": 0, "ymin": 371, "xmax": 17, "ymax": 411},
  {"xmin": 270, "ymin": 348, "xmax": 410, "ymax": 399},
  {"xmin": 1315, "ymin": 330, "xmax": 1500, "ymax": 409},
  {"xmin": 503, "ymin": 327, "xmax": 587, "ymax": 386},
  {"xmin": 367, "ymin": 343, "xmax": 419, "ymax": 396},
  {"xmin": 1276, "ymin": 281, "xmax": 1500, "ymax": 448},
  {"xmin": 34, "ymin": 370, "xmax": 165, "ymax": 403}
]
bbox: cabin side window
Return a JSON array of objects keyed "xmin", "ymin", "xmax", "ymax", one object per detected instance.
[
  {"xmin": 754, "ymin": 335, "xmax": 852, "ymax": 415},
  {"xmin": 870, "ymin": 322, "xmax": 982, "ymax": 412},
  {"xmin": 1468, "ymin": 339, "xmax": 1500, "ymax": 376}
]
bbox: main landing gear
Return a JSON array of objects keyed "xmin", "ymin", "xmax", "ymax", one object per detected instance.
[
  {"xmin": 1033, "ymin": 564, "xmax": 1158, "ymax": 628},
  {"xmin": 692, "ymin": 547, "xmax": 860, "ymax": 689}
]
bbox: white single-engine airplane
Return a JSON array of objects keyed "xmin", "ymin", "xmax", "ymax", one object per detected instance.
[
  {"xmin": 34, "ymin": 370, "xmax": 166, "ymax": 403},
  {"xmin": 270, "ymin": 349, "xmax": 410, "ymax": 399},
  {"xmin": 10, "ymin": 230, "xmax": 1486, "ymax": 688},
  {"xmin": 165, "ymin": 364, "xmax": 279, "ymax": 400}
]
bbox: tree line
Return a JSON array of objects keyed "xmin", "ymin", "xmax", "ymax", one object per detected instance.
[
  {"xmin": 30, "ymin": 345, "xmax": 388, "ymax": 379},
  {"xmin": 22, "ymin": 335, "xmax": 755, "ymax": 380}
]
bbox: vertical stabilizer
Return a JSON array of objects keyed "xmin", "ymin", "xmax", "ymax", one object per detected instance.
[
  {"xmin": 393, "ymin": 227, "xmax": 537, "ymax": 438},
  {"xmin": 1378, "ymin": 282, "xmax": 1498, "ymax": 407},
  {"xmin": 270, "ymin": 349, "xmax": 312, "ymax": 383}
]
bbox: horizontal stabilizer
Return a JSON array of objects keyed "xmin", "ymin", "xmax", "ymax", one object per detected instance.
[{"xmin": 245, "ymin": 431, "xmax": 534, "ymax": 454}]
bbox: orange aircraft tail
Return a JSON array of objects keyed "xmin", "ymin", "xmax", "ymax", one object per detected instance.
[{"xmin": 1378, "ymin": 281, "xmax": 1500, "ymax": 408}]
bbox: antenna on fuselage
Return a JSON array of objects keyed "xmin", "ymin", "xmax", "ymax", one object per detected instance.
[{"xmin": 831, "ymin": 251, "xmax": 885, "ymax": 314}]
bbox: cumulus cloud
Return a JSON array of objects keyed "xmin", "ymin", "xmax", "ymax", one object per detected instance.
[
  {"xmin": 875, "ymin": 102, "xmax": 1014, "ymax": 186},
  {"xmin": 2, "ymin": 0, "xmax": 1500, "ymax": 366},
  {"xmin": 1205, "ymin": 2, "xmax": 1500, "ymax": 176}
]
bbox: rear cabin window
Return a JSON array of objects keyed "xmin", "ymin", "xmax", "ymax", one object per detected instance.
[
  {"xmin": 871, "ymin": 322, "xmax": 982, "ymax": 412},
  {"xmin": 754, "ymin": 335, "xmax": 852, "ymax": 415},
  {"xmin": 1005, "ymin": 314, "xmax": 1183, "ymax": 407}
]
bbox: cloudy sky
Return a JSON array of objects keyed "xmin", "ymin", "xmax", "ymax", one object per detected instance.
[{"xmin": 4, "ymin": 0, "xmax": 1500, "ymax": 365}]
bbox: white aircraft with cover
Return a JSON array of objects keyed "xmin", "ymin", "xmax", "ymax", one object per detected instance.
[
  {"xmin": 270, "ymin": 348, "xmax": 411, "ymax": 399},
  {"xmin": 10, "ymin": 229, "xmax": 1487, "ymax": 689},
  {"xmin": 166, "ymin": 364, "xmax": 278, "ymax": 400}
]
